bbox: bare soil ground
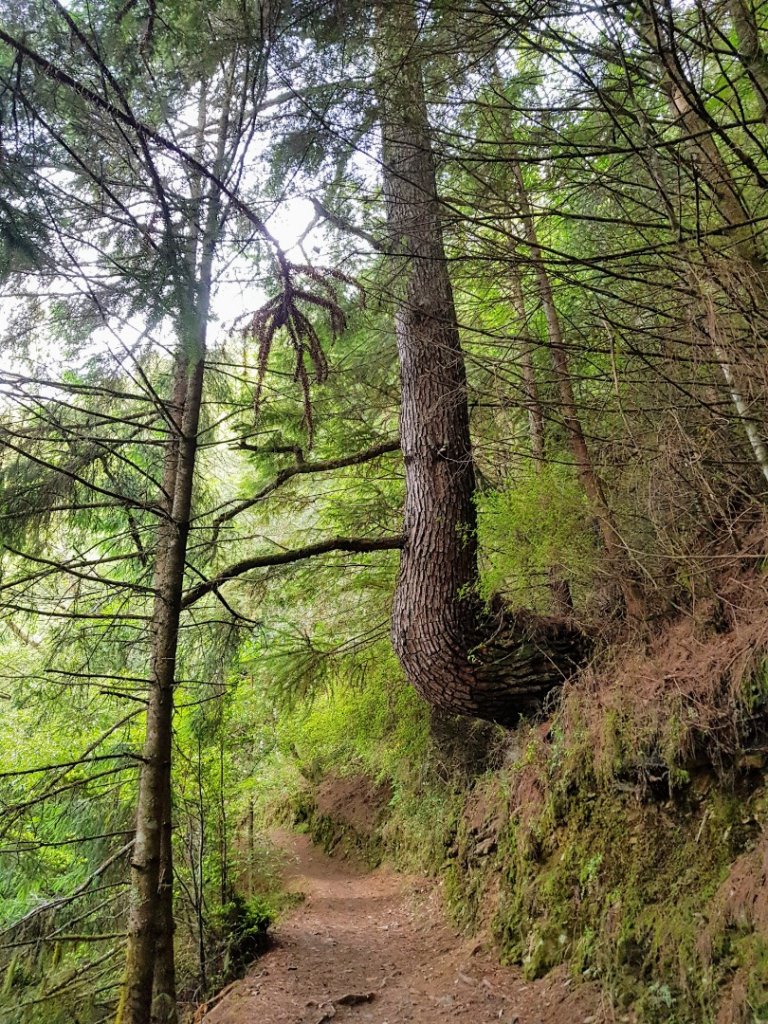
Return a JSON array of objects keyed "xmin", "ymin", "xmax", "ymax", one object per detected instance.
[{"xmin": 199, "ymin": 830, "xmax": 622, "ymax": 1024}]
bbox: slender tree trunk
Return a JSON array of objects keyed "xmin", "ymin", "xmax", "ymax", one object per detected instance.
[
  {"xmin": 116, "ymin": 72, "xmax": 234, "ymax": 1021},
  {"xmin": 634, "ymin": 1, "xmax": 766, "ymax": 270},
  {"xmin": 219, "ymin": 736, "xmax": 228, "ymax": 906},
  {"xmin": 147, "ymin": 378, "xmax": 188, "ymax": 1024},
  {"xmin": 118, "ymin": 347, "xmax": 205, "ymax": 1024},
  {"xmin": 701, "ymin": 290, "xmax": 768, "ymax": 487},
  {"xmin": 247, "ymin": 797, "xmax": 255, "ymax": 895},
  {"xmin": 376, "ymin": 0, "xmax": 582, "ymax": 726},
  {"xmin": 509, "ymin": 263, "xmax": 574, "ymax": 615},
  {"xmin": 151, "ymin": 788, "xmax": 177, "ymax": 1022},
  {"xmin": 509, "ymin": 264, "xmax": 546, "ymax": 466},
  {"xmin": 635, "ymin": 2, "xmax": 768, "ymax": 476},
  {"xmin": 636, "ymin": 97, "xmax": 768, "ymax": 489},
  {"xmin": 729, "ymin": 0, "xmax": 768, "ymax": 122},
  {"xmin": 196, "ymin": 734, "xmax": 207, "ymax": 995},
  {"xmin": 510, "ymin": 160, "xmax": 645, "ymax": 618}
]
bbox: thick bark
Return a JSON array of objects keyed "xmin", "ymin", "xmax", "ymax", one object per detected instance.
[{"xmin": 376, "ymin": 1, "xmax": 583, "ymax": 726}]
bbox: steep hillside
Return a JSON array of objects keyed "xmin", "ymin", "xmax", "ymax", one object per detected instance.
[{"xmin": 253, "ymin": 554, "xmax": 768, "ymax": 1024}]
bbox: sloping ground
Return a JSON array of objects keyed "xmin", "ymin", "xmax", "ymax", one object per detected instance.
[
  {"xmin": 432, "ymin": 561, "xmax": 768, "ymax": 1024},
  {"xmin": 198, "ymin": 830, "xmax": 616, "ymax": 1024},
  {"xmin": 288, "ymin": 559, "xmax": 768, "ymax": 1021}
]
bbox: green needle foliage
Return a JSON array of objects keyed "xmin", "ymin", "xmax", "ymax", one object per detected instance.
[{"xmin": 0, "ymin": 0, "xmax": 767, "ymax": 1020}]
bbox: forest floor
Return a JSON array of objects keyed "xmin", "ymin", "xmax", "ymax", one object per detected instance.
[{"xmin": 199, "ymin": 829, "xmax": 624, "ymax": 1024}]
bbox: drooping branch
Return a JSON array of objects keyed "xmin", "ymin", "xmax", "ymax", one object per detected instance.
[
  {"xmin": 243, "ymin": 263, "xmax": 364, "ymax": 442},
  {"xmin": 182, "ymin": 535, "xmax": 403, "ymax": 609}
]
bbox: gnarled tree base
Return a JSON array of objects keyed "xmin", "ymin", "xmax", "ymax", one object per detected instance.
[{"xmin": 394, "ymin": 603, "xmax": 586, "ymax": 728}]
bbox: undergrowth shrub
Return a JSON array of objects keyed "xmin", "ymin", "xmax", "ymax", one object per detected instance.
[
  {"xmin": 247, "ymin": 642, "xmax": 500, "ymax": 871},
  {"xmin": 206, "ymin": 894, "xmax": 272, "ymax": 983},
  {"xmin": 282, "ymin": 650, "xmax": 431, "ymax": 787},
  {"xmin": 476, "ymin": 464, "xmax": 597, "ymax": 611}
]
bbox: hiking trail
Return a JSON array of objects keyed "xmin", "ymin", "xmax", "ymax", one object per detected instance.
[{"xmin": 200, "ymin": 829, "xmax": 624, "ymax": 1024}]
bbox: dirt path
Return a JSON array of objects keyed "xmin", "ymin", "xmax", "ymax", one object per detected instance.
[{"xmin": 201, "ymin": 831, "xmax": 620, "ymax": 1024}]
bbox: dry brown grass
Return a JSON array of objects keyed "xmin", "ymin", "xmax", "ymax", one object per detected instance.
[{"xmin": 557, "ymin": 552, "xmax": 768, "ymax": 787}]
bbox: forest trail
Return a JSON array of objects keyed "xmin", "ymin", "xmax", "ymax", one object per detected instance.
[{"xmin": 200, "ymin": 830, "xmax": 619, "ymax": 1024}]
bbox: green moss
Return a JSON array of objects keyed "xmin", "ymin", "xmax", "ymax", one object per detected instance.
[
  {"xmin": 380, "ymin": 785, "xmax": 463, "ymax": 874},
  {"xmin": 743, "ymin": 659, "xmax": 768, "ymax": 715},
  {"xmin": 206, "ymin": 894, "xmax": 272, "ymax": 989},
  {"xmin": 441, "ymin": 810, "xmax": 493, "ymax": 931},
  {"xmin": 741, "ymin": 938, "xmax": 768, "ymax": 1018},
  {"xmin": 457, "ymin": 775, "xmax": 766, "ymax": 1023}
]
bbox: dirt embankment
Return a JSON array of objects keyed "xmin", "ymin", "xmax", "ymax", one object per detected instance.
[
  {"xmin": 313, "ymin": 775, "xmax": 392, "ymax": 838},
  {"xmin": 198, "ymin": 830, "xmax": 615, "ymax": 1024}
]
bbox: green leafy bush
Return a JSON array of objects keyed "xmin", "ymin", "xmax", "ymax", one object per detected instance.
[
  {"xmin": 476, "ymin": 465, "xmax": 597, "ymax": 609},
  {"xmin": 207, "ymin": 894, "xmax": 272, "ymax": 981}
]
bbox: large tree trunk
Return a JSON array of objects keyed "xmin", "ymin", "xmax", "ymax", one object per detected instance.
[{"xmin": 376, "ymin": 0, "xmax": 583, "ymax": 726}]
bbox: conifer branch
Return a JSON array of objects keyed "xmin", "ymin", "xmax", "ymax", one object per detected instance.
[{"xmin": 182, "ymin": 535, "xmax": 403, "ymax": 608}]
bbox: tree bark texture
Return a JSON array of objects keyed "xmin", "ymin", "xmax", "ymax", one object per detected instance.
[
  {"xmin": 377, "ymin": 0, "xmax": 583, "ymax": 726},
  {"xmin": 118, "ymin": 352, "xmax": 204, "ymax": 1024}
]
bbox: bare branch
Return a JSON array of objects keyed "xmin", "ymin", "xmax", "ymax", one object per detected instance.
[{"xmin": 212, "ymin": 437, "xmax": 401, "ymax": 531}]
